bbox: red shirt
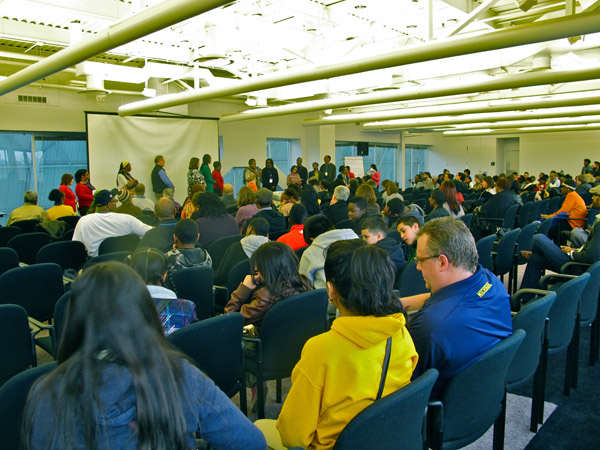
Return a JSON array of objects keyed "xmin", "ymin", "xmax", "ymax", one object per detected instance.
[
  {"xmin": 277, "ymin": 224, "xmax": 307, "ymax": 251},
  {"xmin": 75, "ymin": 182, "xmax": 94, "ymax": 208},
  {"xmin": 59, "ymin": 184, "xmax": 77, "ymax": 211},
  {"xmin": 212, "ymin": 170, "xmax": 224, "ymax": 192}
]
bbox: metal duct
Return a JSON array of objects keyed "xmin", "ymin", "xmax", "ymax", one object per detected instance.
[
  {"xmin": 118, "ymin": 11, "xmax": 600, "ymax": 117},
  {"xmin": 222, "ymin": 65, "xmax": 600, "ymax": 123},
  {"xmin": 443, "ymin": 125, "xmax": 600, "ymax": 136},
  {"xmin": 0, "ymin": 0, "xmax": 232, "ymax": 96}
]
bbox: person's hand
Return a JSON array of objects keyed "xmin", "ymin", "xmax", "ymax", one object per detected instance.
[
  {"xmin": 561, "ymin": 246, "xmax": 574, "ymax": 254},
  {"xmin": 242, "ymin": 274, "xmax": 258, "ymax": 290},
  {"xmin": 540, "ymin": 214, "xmax": 549, "ymax": 219}
]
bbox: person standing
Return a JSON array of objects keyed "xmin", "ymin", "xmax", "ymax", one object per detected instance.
[
  {"xmin": 116, "ymin": 161, "xmax": 138, "ymax": 190},
  {"xmin": 244, "ymin": 158, "xmax": 261, "ymax": 188},
  {"xmin": 187, "ymin": 157, "xmax": 205, "ymax": 195},
  {"xmin": 151, "ymin": 155, "xmax": 174, "ymax": 201},
  {"xmin": 212, "ymin": 161, "xmax": 224, "ymax": 196},
  {"xmin": 59, "ymin": 173, "xmax": 77, "ymax": 212},
  {"xmin": 296, "ymin": 157, "xmax": 308, "ymax": 186},
  {"xmin": 200, "ymin": 154, "xmax": 215, "ymax": 192},
  {"xmin": 74, "ymin": 168, "xmax": 95, "ymax": 216},
  {"xmin": 308, "ymin": 162, "xmax": 321, "ymax": 182},
  {"xmin": 262, "ymin": 158, "xmax": 279, "ymax": 191},
  {"xmin": 320, "ymin": 155, "xmax": 336, "ymax": 184}
]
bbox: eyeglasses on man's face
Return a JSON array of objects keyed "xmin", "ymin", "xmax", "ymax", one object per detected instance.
[{"xmin": 414, "ymin": 254, "xmax": 440, "ymax": 266}]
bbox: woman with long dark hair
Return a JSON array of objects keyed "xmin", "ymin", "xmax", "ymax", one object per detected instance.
[
  {"xmin": 256, "ymin": 240, "xmax": 417, "ymax": 449},
  {"xmin": 59, "ymin": 173, "xmax": 77, "ymax": 212},
  {"xmin": 440, "ymin": 180, "xmax": 465, "ymax": 218},
  {"xmin": 299, "ymin": 185, "xmax": 321, "ymax": 216},
  {"xmin": 74, "ymin": 168, "xmax": 95, "ymax": 216},
  {"xmin": 225, "ymin": 241, "xmax": 312, "ymax": 326},
  {"xmin": 116, "ymin": 161, "xmax": 138, "ymax": 190},
  {"xmin": 22, "ymin": 262, "xmax": 266, "ymax": 450},
  {"xmin": 192, "ymin": 192, "xmax": 239, "ymax": 247}
]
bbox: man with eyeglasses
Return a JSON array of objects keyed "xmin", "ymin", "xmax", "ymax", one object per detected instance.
[{"xmin": 405, "ymin": 217, "xmax": 512, "ymax": 399}]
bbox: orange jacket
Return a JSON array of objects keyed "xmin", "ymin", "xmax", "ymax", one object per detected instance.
[{"xmin": 548, "ymin": 191, "xmax": 587, "ymax": 229}]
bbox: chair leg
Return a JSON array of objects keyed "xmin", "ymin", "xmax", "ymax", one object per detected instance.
[
  {"xmin": 257, "ymin": 372, "xmax": 266, "ymax": 419},
  {"xmin": 591, "ymin": 318, "xmax": 600, "ymax": 366},
  {"xmin": 492, "ymin": 391, "xmax": 507, "ymax": 450},
  {"xmin": 536, "ymin": 333, "xmax": 549, "ymax": 426},
  {"xmin": 275, "ymin": 378, "xmax": 281, "ymax": 403},
  {"xmin": 239, "ymin": 375, "xmax": 248, "ymax": 416},
  {"xmin": 571, "ymin": 318, "xmax": 581, "ymax": 390}
]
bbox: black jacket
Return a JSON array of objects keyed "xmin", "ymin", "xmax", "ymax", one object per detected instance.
[
  {"xmin": 137, "ymin": 219, "xmax": 177, "ymax": 253},
  {"xmin": 480, "ymin": 190, "xmax": 519, "ymax": 219},
  {"xmin": 375, "ymin": 237, "xmax": 407, "ymax": 274},
  {"xmin": 426, "ymin": 206, "xmax": 451, "ymax": 222},
  {"xmin": 323, "ymin": 200, "xmax": 348, "ymax": 225},
  {"xmin": 254, "ymin": 208, "xmax": 287, "ymax": 233}
]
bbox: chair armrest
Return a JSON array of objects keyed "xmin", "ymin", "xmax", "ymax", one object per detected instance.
[
  {"xmin": 560, "ymin": 261, "xmax": 591, "ymax": 275},
  {"xmin": 242, "ymin": 336, "xmax": 263, "ymax": 363},
  {"xmin": 213, "ymin": 285, "xmax": 228, "ymax": 297},
  {"xmin": 511, "ymin": 289, "xmax": 550, "ymax": 311},
  {"xmin": 427, "ymin": 400, "xmax": 444, "ymax": 450},
  {"xmin": 539, "ymin": 273, "xmax": 577, "ymax": 290}
]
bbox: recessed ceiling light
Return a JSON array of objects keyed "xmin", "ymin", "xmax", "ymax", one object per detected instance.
[
  {"xmin": 354, "ymin": 5, "xmax": 367, "ymax": 9},
  {"xmin": 407, "ymin": 25, "xmax": 417, "ymax": 29}
]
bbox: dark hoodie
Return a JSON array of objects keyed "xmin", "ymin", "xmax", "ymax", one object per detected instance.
[{"xmin": 375, "ymin": 237, "xmax": 407, "ymax": 274}]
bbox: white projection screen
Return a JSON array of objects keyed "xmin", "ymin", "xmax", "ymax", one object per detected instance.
[{"xmin": 86, "ymin": 113, "xmax": 219, "ymax": 202}]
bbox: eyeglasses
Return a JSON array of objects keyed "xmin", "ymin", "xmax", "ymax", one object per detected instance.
[{"xmin": 414, "ymin": 255, "xmax": 440, "ymax": 266}]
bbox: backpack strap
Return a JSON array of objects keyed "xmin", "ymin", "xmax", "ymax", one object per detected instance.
[{"xmin": 375, "ymin": 337, "xmax": 392, "ymax": 400}]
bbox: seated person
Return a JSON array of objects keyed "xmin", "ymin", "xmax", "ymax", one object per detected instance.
[
  {"xmin": 361, "ymin": 217, "xmax": 406, "ymax": 274},
  {"xmin": 45, "ymin": 189, "xmax": 76, "ymax": 222},
  {"xmin": 192, "ymin": 192, "xmax": 240, "ymax": 247},
  {"xmin": 215, "ymin": 217, "xmax": 270, "ymax": 285},
  {"xmin": 396, "ymin": 214, "xmax": 421, "ymax": 263},
  {"xmin": 137, "ymin": 198, "xmax": 178, "ymax": 252},
  {"xmin": 426, "ymin": 190, "xmax": 451, "ymax": 221},
  {"xmin": 474, "ymin": 177, "xmax": 519, "ymax": 236},
  {"xmin": 164, "ymin": 219, "xmax": 212, "ymax": 288},
  {"xmin": 279, "ymin": 188, "xmax": 299, "ymax": 217},
  {"xmin": 256, "ymin": 240, "xmax": 417, "ymax": 450},
  {"xmin": 130, "ymin": 248, "xmax": 178, "ymax": 300},
  {"xmin": 540, "ymin": 179, "xmax": 587, "ymax": 230},
  {"xmin": 336, "ymin": 195, "xmax": 369, "ymax": 234},
  {"xmin": 252, "ymin": 188, "xmax": 287, "ymax": 234},
  {"xmin": 220, "ymin": 183, "xmax": 237, "ymax": 208},
  {"xmin": 277, "ymin": 204, "xmax": 308, "ymax": 251},
  {"xmin": 407, "ymin": 217, "xmax": 512, "ymax": 398},
  {"xmin": 382, "ymin": 197, "xmax": 405, "ymax": 229},
  {"xmin": 323, "ymin": 185, "xmax": 350, "ymax": 225},
  {"xmin": 225, "ymin": 241, "xmax": 312, "ymax": 327},
  {"xmin": 521, "ymin": 187, "xmax": 600, "ymax": 289},
  {"xmin": 7, "ymin": 190, "xmax": 45, "ymax": 225},
  {"xmin": 22, "ymin": 262, "xmax": 266, "ymax": 450},
  {"xmin": 299, "ymin": 214, "xmax": 358, "ymax": 289},
  {"xmin": 131, "ymin": 183, "xmax": 155, "ymax": 211},
  {"xmin": 115, "ymin": 189, "xmax": 143, "ymax": 217},
  {"xmin": 318, "ymin": 179, "xmax": 332, "ymax": 203}
]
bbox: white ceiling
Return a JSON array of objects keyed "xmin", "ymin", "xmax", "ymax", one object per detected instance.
[{"xmin": 1, "ymin": 0, "xmax": 600, "ymax": 134}]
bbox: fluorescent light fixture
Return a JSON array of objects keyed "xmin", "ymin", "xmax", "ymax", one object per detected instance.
[{"xmin": 443, "ymin": 129, "xmax": 493, "ymax": 135}]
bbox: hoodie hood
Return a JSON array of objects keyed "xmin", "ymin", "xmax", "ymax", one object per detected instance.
[
  {"xmin": 241, "ymin": 235, "xmax": 270, "ymax": 258},
  {"xmin": 312, "ymin": 228, "xmax": 358, "ymax": 250},
  {"xmin": 332, "ymin": 313, "xmax": 407, "ymax": 349}
]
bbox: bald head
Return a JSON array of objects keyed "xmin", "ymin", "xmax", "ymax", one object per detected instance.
[
  {"xmin": 223, "ymin": 183, "xmax": 233, "ymax": 195},
  {"xmin": 155, "ymin": 197, "xmax": 175, "ymax": 219}
]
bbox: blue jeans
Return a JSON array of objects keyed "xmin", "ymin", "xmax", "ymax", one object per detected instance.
[{"xmin": 521, "ymin": 234, "xmax": 570, "ymax": 289}]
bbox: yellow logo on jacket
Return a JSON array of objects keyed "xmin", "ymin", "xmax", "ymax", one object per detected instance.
[{"xmin": 477, "ymin": 282, "xmax": 492, "ymax": 298}]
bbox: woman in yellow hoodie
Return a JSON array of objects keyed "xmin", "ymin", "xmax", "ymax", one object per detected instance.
[{"xmin": 256, "ymin": 239, "xmax": 418, "ymax": 450}]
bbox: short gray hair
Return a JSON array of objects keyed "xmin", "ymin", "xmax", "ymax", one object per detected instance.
[
  {"xmin": 417, "ymin": 217, "xmax": 478, "ymax": 273},
  {"xmin": 24, "ymin": 190, "xmax": 38, "ymax": 204},
  {"xmin": 334, "ymin": 185, "xmax": 350, "ymax": 202}
]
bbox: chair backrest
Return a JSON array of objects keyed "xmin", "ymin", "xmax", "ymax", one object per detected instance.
[
  {"xmin": 53, "ymin": 291, "xmax": 71, "ymax": 345},
  {"xmin": 206, "ymin": 234, "xmax": 244, "ymax": 272},
  {"xmin": 493, "ymin": 228, "xmax": 520, "ymax": 276},
  {"xmin": 548, "ymin": 196, "xmax": 564, "ymax": 214},
  {"xmin": 56, "ymin": 215, "xmax": 80, "ymax": 230},
  {"xmin": 0, "ymin": 248, "xmax": 19, "ymax": 276},
  {"xmin": 61, "ymin": 228, "xmax": 75, "ymax": 241},
  {"xmin": 81, "ymin": 251, "xmax": 131, "ymax": 271},
  {"xmin": 7, "ymin": 233, "xmax": 52, "ymax": 265},
  {"xmin": 578, "ymin": 261, "xmax": 600, "ymax": 326},
  {"xmin": 0, "ymin": 305, "xmax": 35, "ymax": 387},
  {"xmin": 168, "ymin": 313, "xmax": 244, "ymax": 397},
  {"xmin": 516, "ymin": 222, "xmax": 539, "ymax": 256},
  {"xmin": 535, "ymin": 218, "xmax": 554, "ymax": 237},
  {"xmin": 334, "ymin": 369, "xmax": 439, "ymax": 450},
  {"xmin": 135, "ymin": 215, "xmax": 156, "ymax": 226},
  {"xmin": 396, "ymin": 261, "xmax": 428, "ymax": 297},
  {"xmin": 518, "ymin": 202, "xmax": 534, "ymax": 228},
  {"xmin": 36, "ymin": 240, "xmax": 88, "ymax": 271},
  {"xmin": 0, "ymin": 263, "xmax": 64, "ymax": 322},
  {"xmin": 588, "ymin": 208, "xmax": 599, "ymax": 228},
  {"xmin": 98, "ymin": 234, "xmax": 140, "ymax": 255},
  {"xmin": 538, "ymin": 198, "xmax": 550, "ymax": 216},
  {"xmin": 10, "ymin": 219, "xmax": 40, "ymax": 234},
  {"xmin": 502, "ymin": 203, "xmax": 520, "ymax": 229},
  {"xmin": 259, "ymin": 289, "xmax": 329, "ymax": 377},
  {"xmin": 508, "ymin": 292, "xmax": 556, "ymax": 388},
  {"xmin": 459, "ymin": 213, "xmax": 473, "ymax": 229},
  {"xmin": 546, "ymin": 272, "xmax": 590, "ymax": 351},
  {"xmin": 529, "ymin": 201, "xmax": 541, "ymax": 222},
  {"xmin": 0, "ymin": 363, "xmax": 56, "ymax": 450},
  {"xmin": 439, "ymin": 329, "xmax": 526, "ymax": 448},
  {"xmin": 225, "ymin": 258, "xmax": 251, "ymax": 295},
  {"xmin": 170, "ymin": 266, "xmax": 214, "ymax": 320},
  {"xmin": 476, "ymin": 235, "xmax": 496, "ymax": 271},
  {"xmin": 0, "ymin": 226, "xmax": 22, "ymax": 247}
]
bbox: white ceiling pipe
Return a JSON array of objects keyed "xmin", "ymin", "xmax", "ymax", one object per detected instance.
[
  {"xmin": 302, "ymin": 92, "xmax": 600, "ymax": 126},
  {"xmin": 0, "ymin": 0, "xmax": 233, "ymax": 96},
  {"xmin": 443, "ymin": 125, "xmax": 600, "ymax": 136},
  {"xmin": 221, "ymin": 65, "xmax": 600, "ymax": 123},
  {"xmin": 436, "ymin": 116, "xmax": 600, "ymax": 130},
  {"xmin": 362, "ymin": 105, "xmax": 600, "ymax": 129},
  {"xmin": 119, "ymin": 11, "xmax": 600, "ymax": 117}
]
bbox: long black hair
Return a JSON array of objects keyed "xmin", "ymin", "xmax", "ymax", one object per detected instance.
[
  {"xmin": 193, "ymin": 192, "xmax": 226, "ymax": 218},
  {"xmin": 324, "ymin": 240, "xmax": 404, "ymax": 316},
  {"xmin": 300, "ymin": 185, "xmax": 320, "ymax": 216},
  {"xmin": 251, "ymin": 241, "xmax": 312, "ymax": 300},
  {"xmin": 23, "ymin": 262, "xmax": 189, "ymax": 449},
  {"xmin": 129, "ymin": 248, "xmax": 167, "ymax": 286}
]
